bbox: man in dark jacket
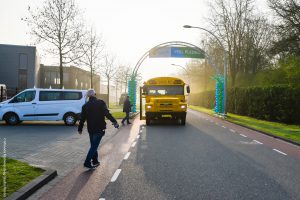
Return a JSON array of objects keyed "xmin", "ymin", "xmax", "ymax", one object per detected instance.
[
  {"xmin": 121, "ymin": 96, "xmax": 132, "ymax": 125},
  {"xmin": 78, "ymin": 89, "xmax": 119, "ymax": 169}
]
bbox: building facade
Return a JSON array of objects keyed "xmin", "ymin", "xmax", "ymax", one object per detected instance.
[
  {"xmin": 0, "ymin": 44, "xmax": 41, "ymax": 91},
  {"xmin": 39, "ymin": 65, "xmax": 100, "ymax": 94}
]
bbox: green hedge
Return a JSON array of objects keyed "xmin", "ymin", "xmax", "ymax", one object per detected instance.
[{"xmin": 189, "ymin": 85, "xmax": 300, "ymax": 124}]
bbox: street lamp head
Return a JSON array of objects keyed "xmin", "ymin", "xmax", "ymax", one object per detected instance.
[{"xmin": 183, "ymin": 25, "xmax": 192, "ymax": 28}]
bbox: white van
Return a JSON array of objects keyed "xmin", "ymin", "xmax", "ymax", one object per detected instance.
[{"xmin": 0, "ymin": 88, "xmax": 87, "ymax": 126}]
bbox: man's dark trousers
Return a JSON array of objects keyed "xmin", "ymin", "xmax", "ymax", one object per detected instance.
[
  {"xmin": 85, "ymin": 131, "xmax": 104, "ymax": 164},
  {"xmin": 122, "ymin": 112, "xmax": 130, "ymax": 124}
]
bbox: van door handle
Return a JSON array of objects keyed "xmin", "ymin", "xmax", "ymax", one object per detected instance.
[{"xmin": 32, "ymin": 102, "xmax": 37, "ymax": 104}]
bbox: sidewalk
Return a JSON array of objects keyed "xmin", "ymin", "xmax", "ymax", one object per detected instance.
[{"xmin": 30, "ymin": 117, "xmax": 143, "ymax": 200}]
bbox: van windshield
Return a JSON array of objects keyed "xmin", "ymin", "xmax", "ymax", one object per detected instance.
[
  {"xmin": 11, "ymin": 91, "xmax": 36, "ymax": 103},
  {"xmin": 146, "ymin": 85, "xmax": 184, "ymax": 95}
]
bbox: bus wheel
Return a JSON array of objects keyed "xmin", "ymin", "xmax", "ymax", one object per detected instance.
[
  {"xmin": 146, "ymin": 118, "xmax": 151, "ymax": 125},
  {"xmin": 180, "ymin": 117, "xmax": 186, "ymax": 125}
]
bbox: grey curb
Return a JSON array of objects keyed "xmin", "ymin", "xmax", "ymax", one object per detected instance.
[
  {"xmin": 130, "ymin": 112, "xmax": 140, "ymax": 119},
  {"xmin": 6, "ymin": 169, "xmax": 57, "ymax": 200}
]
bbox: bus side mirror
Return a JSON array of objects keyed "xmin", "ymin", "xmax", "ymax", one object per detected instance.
[
  {"xmin": 142, "ymin": 86, "xmax": 148, "ymax": 95},
  {"xmin": 187, "ymin": 85, "xmax": 190, "ymax": 94}
]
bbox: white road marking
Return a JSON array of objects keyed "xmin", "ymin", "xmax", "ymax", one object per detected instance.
[
  {"xmin": 124, "ymin": 152, "xmax": 131, "ymax": 160},
  {"xmin": 142, "ymin": 126, "xmax": 144, "ymax": 129},
  {"xmin": 111, "ymin": 169, "xmax": 122, "ymax": 182},
  {"xmin": 273, "ymin": 149, "xmax": 287, "ymax": 155},
  {"xmin": 230, "ymin": 129, "xmax": 236, "ymax": 133},
  {"xmin": 222, "ymin": 126, "xmax": 226, "ymax": 128},
  {"xmin": 99, "ymin": 198, "xmax": 105, "ymax": 200},
  {"xmin": 131, "ymin": 141, "xmax": 137, "ymax": 147},
  {"xmin": 205, "ymin": 118, "xmax": 209, "ymax": 121},
  {"xmin": 253, "ymin": 140, "xmax": 263, "ymax": 144},
  {"xmin": 240, "ymin": 134, "xmax": 247, "ymax": 138},
  {"xmin": 215, "ymin": 122, "xmax": 219, "ymax": 125},
  {"xmin": 137, "ymin": 135, "xmax": 140, "ymax": 139}
]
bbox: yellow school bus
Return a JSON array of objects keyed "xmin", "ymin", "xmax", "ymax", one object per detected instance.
[{"xmin": 141, "ymin": 77, "xmax": 190, "ymax": 125}]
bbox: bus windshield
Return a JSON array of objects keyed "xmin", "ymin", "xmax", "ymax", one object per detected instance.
[{"xmin": 146, "ymin": 85, "xmax": 184, "ymax": 95}]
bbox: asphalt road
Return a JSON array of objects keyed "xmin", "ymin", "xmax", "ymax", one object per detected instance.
[{"xmin": 100, "ymin": 110, "xmax": 300, "ymax": 200}]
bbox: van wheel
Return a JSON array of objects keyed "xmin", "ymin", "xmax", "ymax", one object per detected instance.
[
  {"xmin": 4, "ymin": 113, "xmax": 19, "ymax": 125},
  {"xmin": 64, "ymin": 113, "xmax": 77, "ymax": 126}
]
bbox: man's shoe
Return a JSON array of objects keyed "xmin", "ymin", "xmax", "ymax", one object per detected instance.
[
  {"xmin": 127, "ymin": 122, "xmax": 131, "ymax": 124},
  {"xmin": 84, "ymin": 162, "xmax": 96, "ymax": 169},
  {"xmin": 92, "ymin": 160, "xmax": 100, "ymax": 167},
  {"xmin": 121, "ymin": 121, "xmax": 125, "ymax": 125}
]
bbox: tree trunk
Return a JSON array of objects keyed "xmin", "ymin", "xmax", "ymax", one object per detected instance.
[
  {"xmin": 59, "ymin": 51, "xmax": 63, "ymax": 89},
  {"xmin": 107, "ymin": 80, "xmax": 110, "ymax": 107},
  {"xmin": 90, "ymin": 67, "xmax": 93, "ymax": 89},
  {"xmin": 115, "ymin": 81, "xmax": 118, "ymax": 106}
]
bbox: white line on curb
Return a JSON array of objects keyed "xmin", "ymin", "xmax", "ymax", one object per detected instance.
[
  {"xmin": 253, "ymin": 140, "xmax": 263, "ymax": 144},
  {"xmin": 131, "ymin": 141, "xmax": 137, "ymax": 147},
  {"xmin": 273, "ymin": 149, "xmax": 287, "ymax": 155},
  {"xmin": 230, "ymin": 129, "xmax": 236, "ymax": 133},
  {"xmin": 137, "ymin": 135, "xmax": 140, "ymax": 139},
  {"xmin": 240, "ymin": 134, "xmax": 247, "ymax": 138},
  {"xmin": 124, "ymin": 152, "xmax": 131, "ymax": 160},
  {"xmin": 111, "ymin": 169, "xmax": 122, "ymax": 182}
]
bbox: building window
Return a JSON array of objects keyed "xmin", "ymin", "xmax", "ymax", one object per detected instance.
[{"xmin": 19, "ymin": 54, "xmax": 28, "ymax": 69}]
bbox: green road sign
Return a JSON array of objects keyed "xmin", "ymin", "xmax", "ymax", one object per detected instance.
[{"xmin": 149, "ymin": 47, "xmax": 205, "ymax": 59}]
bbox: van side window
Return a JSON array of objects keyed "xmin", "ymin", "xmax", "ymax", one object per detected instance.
[
  {"xmin": 11, "ymin": 91, "xmax": 36, "ymax": 103},
  {"xmin": 63, "ymin": 92, "xmax": 82, "ymax": 100},
  {"xmin": 39, "ymin": 91, "xmax": 62, "ymax": 101}
]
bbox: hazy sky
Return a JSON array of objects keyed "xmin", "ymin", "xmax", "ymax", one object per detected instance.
[{"xmin": 0, "ymin": 0, "xmax": 269, "ymax": 81}]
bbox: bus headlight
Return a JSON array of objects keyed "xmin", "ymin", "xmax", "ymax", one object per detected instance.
[
  {"xmin": 180, "ymin": 105, "xmax": 186, "ymax": 109},
  {"xmin": 147, "ymin": 105, "xmax": 152, "ymax": 109}
]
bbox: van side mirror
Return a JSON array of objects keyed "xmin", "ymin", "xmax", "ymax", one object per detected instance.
[{"xmin": 187, "ymin": 85, "xmax": 190, "ymax": 94}]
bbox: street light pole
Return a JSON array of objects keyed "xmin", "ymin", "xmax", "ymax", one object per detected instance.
[
  {"xmin": 171, "ymin": 63, "xmax": 190, "ymax": 84},
  {"xmin": 183, "ymin": 25, "xmax": 227, "ymax": 116}
]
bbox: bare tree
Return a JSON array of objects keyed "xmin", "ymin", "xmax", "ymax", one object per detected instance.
[
  {"xmin": 120, "ymin": 66, "xmax": 132, "ymax": 93},
  {"xmin": 79, "ymin": 27, "xmax": 104, "ymax": 88},
  {"xmin": 23, "ymin": 0, "xmax": 85, "ymax": 88},
  {"xmin": 208, "ymin": 0, "xmax": 273, "ymax": 86},
  {"xmin": 101, "ymin": 54, "xmax": 118, "ymax": 107}
]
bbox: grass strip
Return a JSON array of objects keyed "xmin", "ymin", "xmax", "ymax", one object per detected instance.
[
  {"xmin": 0, "ymin": 157, "xmax": 44, "ymax": 199},
  {"xmin": 189, "ymin": 105, "xmax": 300, "ymax": 144}
]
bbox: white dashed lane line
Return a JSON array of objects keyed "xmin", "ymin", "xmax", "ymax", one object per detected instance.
[
  {"xmin": 273, "ymin": 149, "xmax": 287, "ymax": 156},
  {"xmin": 222, "ymin": 126, "xmax": 226, "ymax": 128},
  {"xmin": 240, "ymin": 134, "xmax": 247, "ymax": 138},
  {"xmin": 230, "ymin": 129, "xmax": 236, "ymax": 133},
  {"xmin": 131, "ymin": 141, "xmax": 137, "ymax": 147},
  {"xmin": 137, "ymin": 135, "xmax": 140, "ymax": 139},
  {"xmin": 253, "ymin": 140, "xmax": 263, "ymax": 144},
  {"xmin": 124, "ymin": 152, "xmax": 131, "ymax": 160},
  {"xmin": 215, "ymin": 122, "xmax": 219, "ymax": 125},
  {"xmin": 99, "ymin": 198, "xmax": 105, "ymax": 200},
  {"xmin": 111, "ymin": 169, "xmax": 122, "ymax": 182}
]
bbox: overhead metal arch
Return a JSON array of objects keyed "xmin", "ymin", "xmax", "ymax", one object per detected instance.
[{"xmin": 131, "ymin": 41, "xmax": 206, "ymax": 78}]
